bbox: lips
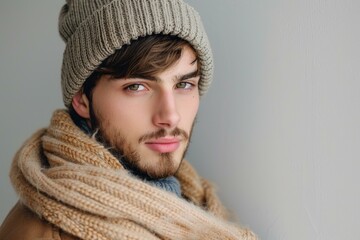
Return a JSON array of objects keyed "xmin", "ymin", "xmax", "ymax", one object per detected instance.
[{"xmin": 145, "ymin": 138, "xmax": 180, "ymax": 153}]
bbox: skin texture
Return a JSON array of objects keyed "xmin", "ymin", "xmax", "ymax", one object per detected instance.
[{"xmin": 73, "ymin": 46, "xmax": 200, "ymax": 179}]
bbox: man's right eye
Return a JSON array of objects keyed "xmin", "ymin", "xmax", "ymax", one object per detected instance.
[{"xmin": 125, "ymin": 84, "xmax": 146, "ymax": 91}]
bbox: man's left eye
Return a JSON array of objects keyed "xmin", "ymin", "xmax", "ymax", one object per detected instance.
[{"xmin": 176, "ymin": 82, "xmax": 193, "ymax": 89}]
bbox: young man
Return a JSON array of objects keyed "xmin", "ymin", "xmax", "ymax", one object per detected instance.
[{"xmin": 0, "ymin": 0, "xmax": 257, "ymax": 239}]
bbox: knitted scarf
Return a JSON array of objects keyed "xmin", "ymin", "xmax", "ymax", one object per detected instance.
[{"xmin": 10, "ymin": 110, "xmax": 257, "ymax": 240}]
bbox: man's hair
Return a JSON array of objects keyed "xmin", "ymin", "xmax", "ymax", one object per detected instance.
[
  {"xmin": 82, "ymin": 34, "xmax": 200, "ymax": 102},
  {"xmin": 70, "ymin": 34, "xmax": 200, "ymax": 122}
]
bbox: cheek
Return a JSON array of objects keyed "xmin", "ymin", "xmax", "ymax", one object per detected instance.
[
  {"xmin": 102, "ymin": 102, "xmax": 149, "ymax": 129},
  {"xmin": 179, "ymin": 97, "xmax": 199, "ymax": 125},
  {"xmin": 93, "ymin": 86, "xmax": 141, "ymax": 120},
  {"xmin": 94, "ymin": 94, "xmax": 152, "ymax": 135}
]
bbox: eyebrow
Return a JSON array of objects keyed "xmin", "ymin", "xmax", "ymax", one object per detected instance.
[
  {"xmin": 131, "ymin": 66, "xmax": 200, "ymax": 82},
  {"xmin": 178, "ymin": 69, "xmax": 200, "ymax": 81},
  {"xmin": 112, "ymin": 59, "xmax": 200, "ymax": 82}
]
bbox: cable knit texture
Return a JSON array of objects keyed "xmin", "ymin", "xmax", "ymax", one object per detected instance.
[
  {"xmin": 10, "ymin": 110, "xmax": 257, "ymax": 240},
  {"xmin": 59, "ymin": 0, "xmax": 213, "ymax": 107}
]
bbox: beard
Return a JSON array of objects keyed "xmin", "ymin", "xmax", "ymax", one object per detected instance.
[{"xmin": 89, "ymin": 104, "xmax": 194, "ymax": 179}]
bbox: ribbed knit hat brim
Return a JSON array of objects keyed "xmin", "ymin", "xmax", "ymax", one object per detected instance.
[{"xmin": 59, "ymin": 0, "xmax": 213, "ymax": 107}]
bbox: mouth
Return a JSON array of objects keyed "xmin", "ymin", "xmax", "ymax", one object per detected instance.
[{"xmin": 145, "ymin": 138, "xmax": 181, "ymax": 153}]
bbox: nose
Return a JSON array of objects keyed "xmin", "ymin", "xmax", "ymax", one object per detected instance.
[{"xmin": 152, "ymin": 91, "xmax": 180, "ymax": 129}]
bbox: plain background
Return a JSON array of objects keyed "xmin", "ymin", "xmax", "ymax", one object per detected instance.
[{"xmin": 1, "ymin": 1, "xmax": 360, "ymax": 239}]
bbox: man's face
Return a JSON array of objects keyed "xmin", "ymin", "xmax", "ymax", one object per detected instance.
[{"xmin": 90, "ymin": 45, "xmax": 200, "ymax": 179}]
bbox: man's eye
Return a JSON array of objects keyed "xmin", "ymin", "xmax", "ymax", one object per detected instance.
[
  {"xmin": 126, "ymin": 84, "xmax": 146, "ymax": 91},
  {"xmin": 176, "ymin": 82, "xmax": 193, "ymax": 89}
]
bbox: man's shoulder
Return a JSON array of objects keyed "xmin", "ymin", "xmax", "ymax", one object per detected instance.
[{"xmin": 0, "ymin": 201, "xmax": 77, "ymax": 240}]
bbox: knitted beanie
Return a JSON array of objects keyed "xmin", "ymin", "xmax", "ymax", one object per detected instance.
[{"xmin": 59, "ymin": 0, "xmax": 213, "ymax": 108}]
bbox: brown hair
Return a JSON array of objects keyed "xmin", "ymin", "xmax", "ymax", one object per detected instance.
[{"xmin": 82, "ymin": 34, "xmax": 200, "ymax": 101}]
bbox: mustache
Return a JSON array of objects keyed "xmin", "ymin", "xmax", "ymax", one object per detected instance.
[{"xmin": 138, "ymin": 128, "xmax": 189, "ymax": 143}]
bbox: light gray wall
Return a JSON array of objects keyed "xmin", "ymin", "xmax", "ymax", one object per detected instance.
[
  {"xmin": 1, "ymin": 1, "xmax": 359, "ymax": 239},
  {"xmin": 0, "ymin": 0, "xmax": 64, "ymax": 223}
]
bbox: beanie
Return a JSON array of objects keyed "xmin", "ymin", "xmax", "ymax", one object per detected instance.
[{"xmin": 59, "ymin": 0, "xmax": 213, "ymax": 108}]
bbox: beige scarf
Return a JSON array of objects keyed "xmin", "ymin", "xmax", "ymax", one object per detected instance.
[{"xmin": 10, "ymin": 110, "xmax": 257, "ymax": 240}]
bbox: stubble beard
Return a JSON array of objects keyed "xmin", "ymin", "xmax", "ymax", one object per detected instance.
[{"xmin": 89, "ymin": 105, "xmax": 194, "ymax": 179}]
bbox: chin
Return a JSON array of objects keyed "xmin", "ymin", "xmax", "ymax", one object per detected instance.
[{"xmin": 141, "ymin": 154, "xmax": 183, "ymax": 179}]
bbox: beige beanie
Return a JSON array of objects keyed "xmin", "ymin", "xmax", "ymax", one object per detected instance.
[{"xmin": 59, "ymin": 0, "xmax": 213, "ymax": 108}]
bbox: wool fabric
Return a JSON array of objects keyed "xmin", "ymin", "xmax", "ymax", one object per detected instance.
[
  {"xmin": 59, "ymin": 0, "xmax": 213, "ymax": 108},
  {"xmin": 10, "ymin": 110, "xmax": 257, "ymax": 240}
]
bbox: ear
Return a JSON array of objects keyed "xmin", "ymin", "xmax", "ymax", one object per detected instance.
[{"xmin": 72, "ymin": 91, "xmax": 90, "ymax": 119}]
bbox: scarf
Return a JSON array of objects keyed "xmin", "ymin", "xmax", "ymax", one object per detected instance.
[{"xmin": 10, "ymin": 109, "xmax": 257, "ymax": 240}]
